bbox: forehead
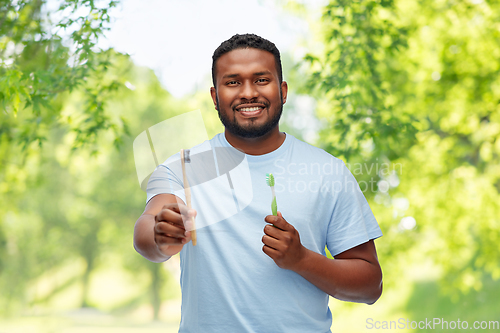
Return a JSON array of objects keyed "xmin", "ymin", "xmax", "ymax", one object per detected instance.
[{"xmin": 215, "ymin": 48, "xmax": 277, "ymax": 79}]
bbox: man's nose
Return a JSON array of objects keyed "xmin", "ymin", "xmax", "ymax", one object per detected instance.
[{"xmin": 239, "ymin": 81, "xmax": 259, "ymax": 100}]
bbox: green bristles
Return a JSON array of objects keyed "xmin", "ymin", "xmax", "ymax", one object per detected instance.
[
  {"xmin": 266, "ymin": 173, "xmax": 275, "ymax": 187},
  {"xmin": 266, "ymin": 173, "xmax": 277, "ymax": 216}
]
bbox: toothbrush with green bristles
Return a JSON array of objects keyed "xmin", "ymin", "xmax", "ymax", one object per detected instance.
[{"xmin": 266, "ymin": 173, "xmax": 278, "ymax": 216}]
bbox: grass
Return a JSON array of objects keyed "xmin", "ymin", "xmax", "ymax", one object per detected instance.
[
  {"xmin": 2, "ymin": 259, "xmax": 499, "ymax": 332},
  {"xmin": 329, "ymin": 272, "xmax": 500, "ymax": 332},
  {"xmin": 403, "ymin": 275, "xmax": 500, "ymax": 332}
]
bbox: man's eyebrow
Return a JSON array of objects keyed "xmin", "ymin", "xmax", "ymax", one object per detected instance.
[
  {"xmin": 222, "ymin": 73, "xmax": 239, "ymax": 79},
  {"xmin": 253, "ymin": 71, "xmax": 272, "ymax": 76},
  {"xmin": 221, "ymin": 71, "xmax": 273, "ymax": 79}
]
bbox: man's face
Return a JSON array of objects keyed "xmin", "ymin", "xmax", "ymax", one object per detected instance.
[{"xmin": 210, "ymin": 48, "xmax": 288, "ymax": 138}]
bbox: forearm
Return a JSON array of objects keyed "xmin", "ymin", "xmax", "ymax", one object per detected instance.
[
  {"xmin": 134, "ymin": 214, "xmax": 176, "ymax": 263},
  {"xmin": 293, "ymin": 249, "xmax": 383, "ymax": 304}
]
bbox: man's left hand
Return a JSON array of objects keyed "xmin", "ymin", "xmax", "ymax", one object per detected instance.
[{"xmin": 262, "ymin": 212, "xmax": 307, "ymax": 271}]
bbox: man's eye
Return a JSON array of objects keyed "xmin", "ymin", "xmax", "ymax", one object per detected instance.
[
  {"xmin": 257, "ymin": 78, "xmax": 269, "ymax": 83},
  {"xmin": 227, "ymin": 81, "xmax": 238, "ymax": 85}
]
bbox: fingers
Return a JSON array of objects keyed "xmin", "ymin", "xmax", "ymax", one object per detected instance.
[
  {"xmin": 156, "ymin": 208, "xmax": 183, "ymax": 227},
  {"xmin": 261, "ymin": 234, "xmax": 283, "ymax": 251},
  {"xmin": 155, "ymin": 220, "xmax": 193, "ymax": 246},
  {"xmin": 155, "ymin": 221, "xmax": 185, "ymax": 239},
  {"xmin": 154, "ymin": 203, "xmax": 197, "ymax": 247},
  {"xmin": 262, "ymin": 244, "xmax": 280, "ymax": 258},
  {"xmin": 262, "ymin": 212, "xmax": 295, "ymax": 248},
  {"xmin": 155, "ymin": 232, "xmax": 187, "ymax": 246},
  {"xmin": 261, "ymin": 212, "xmax": 306, "ymax": 271},
  {"xmin": 156, "ymin": 203, "xmax": 196, "ymax": 228},
  {"xmin": 262, "ymin": 211, "xmax": 297, "ymax": 249},
  {"xmin": 263, "ymin": 224, "xmax": 283, "ymax": 239}
]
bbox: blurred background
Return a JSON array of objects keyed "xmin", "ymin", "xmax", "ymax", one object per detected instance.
[{"xmin": 1, "ymin": 0, "xmax": 499, "ymax": 332}]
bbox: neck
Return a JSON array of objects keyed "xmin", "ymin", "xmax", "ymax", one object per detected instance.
[{"xmin": 224, "ymin": 127, "xmax": 286, "ymax": 156}]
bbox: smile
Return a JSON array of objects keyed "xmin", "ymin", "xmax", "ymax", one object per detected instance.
[
  {"xmin": 235, "ymin": 105, "xmax": 266, "ymax": 118},
  {"xmin": 239, "ymin": 107, "xmax": 262, "ymax": 112}
]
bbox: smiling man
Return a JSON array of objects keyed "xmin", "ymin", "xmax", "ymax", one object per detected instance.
[
  {"xmin": 211, "ymin": 46, "xmax": 286, "ymax": 147},
  {"xmin": 134, "ymin": 34, "xmax": 383, "ymax": 332}
]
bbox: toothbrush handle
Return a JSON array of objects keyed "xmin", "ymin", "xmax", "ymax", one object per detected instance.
[
  {"xmin": 181, "ymin": 149, "xmax": 197, "ymax": 246},
  {"xmin": 271, "ymin": 196, "xmax": 277, "ymax": 216}
]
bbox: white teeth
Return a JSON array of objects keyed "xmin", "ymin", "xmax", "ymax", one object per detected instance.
[{"xmin": 239, "ymin": 107, "xmax": 262, "ymax": 112}]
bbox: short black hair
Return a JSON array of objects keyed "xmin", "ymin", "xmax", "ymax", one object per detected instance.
[{"xmin": 211, "ymin": 33, "xmax": 283, "ymax": 87}]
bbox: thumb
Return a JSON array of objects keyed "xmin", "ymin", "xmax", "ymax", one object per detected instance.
[
  {"xmin": 182, "ymin": 209, "xmax": 197, "ymax": 231},
  {"xmin": 184, "ymin": 230, "xmax": 193, "ymax": 243}
]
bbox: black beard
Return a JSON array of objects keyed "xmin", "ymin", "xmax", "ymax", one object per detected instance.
[{"xmin": 216, "ymin": 95, "xmax": 283, "ymax": 139}]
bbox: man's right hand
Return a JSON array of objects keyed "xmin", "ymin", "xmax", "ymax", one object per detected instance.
[
  {"xmin": 134, "ymin": 194, "xmax": 196, "ymax": 262},
  {"xmin": 154, "ymin": 203, "xmax": 196, "ymax": 255}
]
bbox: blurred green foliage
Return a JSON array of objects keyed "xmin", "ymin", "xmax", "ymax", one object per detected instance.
[
  {"xmin": 0, "ymin": 49, "xmax": 191, "ymax": 318},
  {"xmin": 304, "ymin": 0, "xmax": 500, "ymax": 294},
  {"xmin": 0, "ymin": 0, "xmax": 125, "ymax": 152},
  {"xmin": 1, "ymin": 0, "xmax": 499, "ymax": 328},
  {"xmin": 0, "ymin": 0, "xmax": 201, "ymax": 319}
]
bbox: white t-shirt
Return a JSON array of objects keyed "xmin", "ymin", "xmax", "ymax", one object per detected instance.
[{"xmin": 147, "ymin": 132, "xmax": 382, "ymax": 333}]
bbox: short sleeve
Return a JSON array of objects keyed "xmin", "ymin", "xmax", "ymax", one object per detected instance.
[
  {"xmin": 325, "ymin": 163, "xmax": 382, "ymax": 256},
  {"xmin": 146, "ymin": 153, "xmax": 186, "ymax": 204}
]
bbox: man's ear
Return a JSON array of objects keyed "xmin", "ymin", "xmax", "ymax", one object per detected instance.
[
  {"xmin": 281, "ymin": 81, "xmax": 288, "ymax": 105},
  {"xmin": 210, "ymin": 87, "xmax": 218, "ymax": 110}
]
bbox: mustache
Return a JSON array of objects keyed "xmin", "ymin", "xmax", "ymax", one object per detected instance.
[{"xmin": 232, "ymin": 100, "xmax": 269, "ymax": 110}]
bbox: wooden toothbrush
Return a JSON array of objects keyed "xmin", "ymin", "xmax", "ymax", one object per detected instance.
[{"xmin": 180, "ymin": 149, "xmax": 197, "ymax": 246}]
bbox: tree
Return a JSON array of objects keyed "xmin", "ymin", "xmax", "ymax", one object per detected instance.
[
  {"xmin": 0, "ymin": 0, "xmax": 131, "ymax": 315},
  {"xmin": 0, "ymin": 0, "xmax": 126, "ymax": 153},
  {"xmin": 0, "ymin": 51, "xmax": 196, "ymax": 317},
  {"xmin": 0, "ymin": 0, "xmax": 203, "ymax": 316}
]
